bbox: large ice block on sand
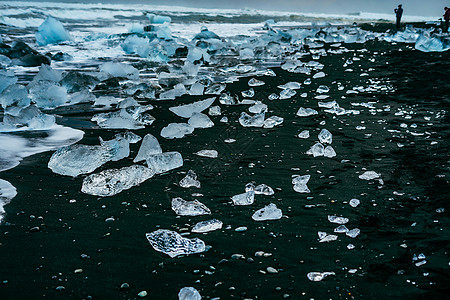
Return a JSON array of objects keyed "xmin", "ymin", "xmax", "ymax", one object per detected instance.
[
  {"xmin": 100, "ymin": 62, "xmax": 139, "ymax": 80},
  {"xmin": 0, "ymin": 84, "xmax": 30, "ymax": 109},
  {"xmin": 191, "ymin": 219, "xmax": 223, "ymax": 233},
  {"xmin": 171, "ymin": 197, "xmax": 211, "ymax": 216},
  {"xmin": 146, "ymin": 151, "xmax": 183, "ymax": 174},
  {"xmin": 81, "ymin": 165, "xmax": 155, "ymax": 197},
  {"xmin": 239, "ymin": 112, "xmax": 265, "ymax": 127},
  {"xmin": 292, "ymin": 175, "xmax": 310, "ymax": 193},
  {"xmin": 146, "ymin": 229, "xmax": 206, "ymax": 258},
  {"xmin": 0, "ymin": 179, "xmax": 17, "ymax": 223},
  {"xmin": 29, "ymin": 81, "xmax": 68, "ymax": 108},
  {"xmin": 232, "ymin": 191, "xmax": 255, "ymax": 205},
  {"xmin": 133, "ymin": 134, "xmax": 162, "ymax": 163},
  {"xmin": 179, "ymin": 170, "xmax": 201, "ymax": 188},
  {"xmin": 35, "ymin": 16, "xmax": 71, "ymax": 46},
  {"xmin": 169, "ymin": 97, "xmax": 215, "ymax": 118},
  {"xmin": 1, "ymin": 105, "xmax": 55, "ymax": 131},
  {"xmin": 0, "ymin": 70, "xmax": 18, "ymax": 94},
  {"xmin": 415, "ymin": 33, "xmax": 450, "ymax": 53}
]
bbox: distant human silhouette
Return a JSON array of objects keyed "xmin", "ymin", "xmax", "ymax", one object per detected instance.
[
  {"xmin": 444, "ymin": 7, "xmax": 450, "ymax": 33},
  {"xmin": 394, "ymin": 4, "xmax": 403, "ymax": 30}
]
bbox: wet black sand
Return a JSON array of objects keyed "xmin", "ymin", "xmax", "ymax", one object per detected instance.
[{"xmin": 0, "ymin": 37, "xmax": 449, "ymax": 299}]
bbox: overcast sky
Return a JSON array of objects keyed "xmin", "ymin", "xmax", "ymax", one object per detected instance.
[{"xmin": 20, "ymin": 0, "xmax": 449, "ymax": 17}]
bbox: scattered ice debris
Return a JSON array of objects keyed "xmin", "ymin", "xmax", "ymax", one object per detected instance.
[
  {"xmin": 306, "ymin": 142, "xmax": 324, "ymax": 157},
  {"xmin": 249, "ymin": 102, "xmax": 268, "ymax": 114},
  {"xmin": 0, "ymin": 179, "xmax": 17, "ymax": 223},
  {"xmin": 252, "ymin": 203, "xmax": 282, "ymax": 221},
  {"xmin": 297, "ymin": 130, "xmax": 310, "ymax": 139},
  {"xmin": 92, "ymin": 108, "xmax": 155, "ymax": 129},
  {"xmin": 35, "ymin": 16, "xmax": 71, "ymax": 46},
  {"xmin": 349, "ymin": 199, "xmax": 360, "ymax": 207},
  {"xmin": 318, "ymin": 232, "xmax": 338, "ymax": 243},
  {"xmin": 242, "ymin": 88, "xmax": 255, "ymax": 98},
  {"xmin": 191, "ymin": 219, "xmax": 223, "ymax": 233},
  {"xmin": 179, "ymin": 170, "xmax": 201, "ymax": 188},
  {"xmin": 307, "ymin": 271, "xmax": 335, "ymax": 281},
  {"xmin": 318, "ymin": 129, "xmax": 332, "ymax": 144},
  {"xmin": 359, "ymin": 171, "xmax": 380, "ymax": 180},
  {"xmin": 248, "ymin": 78, "xmax": 265, "ymax": 87},
  {"xmin": 328, "ymin": 215, "xmax": 349, "ymax": 224},
  {"xmin": 100, "ymin": 62, "xmax": 139, "ymax": 80},
  {"xmin": 81, "ymin": 165, "xmax": 155, "ymax": 197},
  {"xmin": 239, "ymin": 112, "xmax": 265, "ymax": 127},
  {"xmin": 161, "ymin": 123, "xmax": 194, "ymax": 139},
  {"xmin": 171, "ymin": 197, "xmax": 211, "ymax": 216},
  {"xmin": 169, "ymin": 97, "xmax": 216, "ymax": 118},
  {"xmin": 296, "ymin": 107, "xmax": 318, "ymax": 117},
  {"xmin": 254, "ymin": 184, "xmax": 274, "ymax": 196},
  {"xmin": 346, "ymin": 228, "xmax": 360, "ymax": 238},
  {"xmin": 232, "ymin": 191, "xmax": 255, "ymax": 205},
  {"xmin": 0, "ymin": 105, "xmax": 55, "ymax": 131},
  {"xmin": 263, "ymin": 116, "xmax": 283, "ymax": 128},
  {"xmin": 178, "ymin": 287, "xmax": 201, "ymax": 300},
  {"xmin": 146, "ymin": 229, "xmax": 206, "ymax": 258},
  {"xmin": 134, "ymin": 134, "xmax": 162, "ymax": 163},
  {"xmin": 208, "ymin": 106, "xmax": 221, "ymax": 116},
  {"xmin": 146, "ymin": 151, "xmax": 183, "ymax": 174},
  {"xmin": 224, "ymin": 139, "xmax": 236, "ymax": 143},
  {"xmin": 194, "ymin": 150, "xmax": 218, "ymax": 158},
  {"xmin": 292, "ymin": 175, "xmax": 310, "ymax": 193},
  {"xmin": 279, "ymin": 88, "xmax": 296, "ymax": 99}
]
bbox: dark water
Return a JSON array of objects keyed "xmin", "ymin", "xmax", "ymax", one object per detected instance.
[{"xmin": 0, "ymin": 39, "xmax": 449, "ymax": 299}]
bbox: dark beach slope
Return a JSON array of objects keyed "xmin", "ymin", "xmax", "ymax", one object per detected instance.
[{"xmin": 0, "ymin": 26, "xmax": 449, "ymax": 299}]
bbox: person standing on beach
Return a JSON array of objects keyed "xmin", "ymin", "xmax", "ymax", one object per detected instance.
[
  {"xmin": 444, "ymin": 7, "xmax": 450, "ymax": 33},
  {"xmin": 394, "ymin": 4, "xmax": 403, "ymax": 30}
]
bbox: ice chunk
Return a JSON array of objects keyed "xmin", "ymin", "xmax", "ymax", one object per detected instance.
[
  {"xmin": 349, "ymin": 199, "xmax": 360, "ymax": 207},
  {"xmin": 169, "ymin": 97, "xmax": 215, "ymax": 118},
  {"xmin": 334, "ymin": 225, "xmax": 349, "ymax": 233},
  {"xmin": 219, "ymin": 92, "xmax": 238, "ymax": 105},
  {"xmin": 189, "ymin": 82, "xmax": 205, "ymax": 95},
  {"xmin": 159, "ymin": 83, "xmax": 186, "ymax": 100},
  {"xmin": 160, "ymin": 123, "xmax": 194, "ymax": 139},
  {"xmin": 1, "ymin": 105, "xmax": 55, "ymax": 131},
  {"xmin": 324, "ymin": 145, "xmax": 336, "ymax": 158},
  {"xmin": 241, "ymin": 88, "xmax": 255, "ymax": 98},
  {"xmin": 346, "ymin": 228, "xmax": 360, "ymax": 238},
  {"xmin": 29, "ymin": 82, "xmax": 67, "ymax": 108},
  {"xmin": 248, "ymin": 78, "xmax": 265, "ymax": 87},
  {"xmin": 279, "ymin": 88, "xmax": 296, "ymax": 99},
  {"xmin": 328, "ymin": 215, "xmax": 349, "ymax": 224},
  {"xmin": 292, "ymin": 175, "xmax": 311, "ymax": 193},
  {"xmin": 133, "ymin": 134, "xmax": 162, "ymax": 163},
  {"xmin": 307, "ymin": 272, "xmax": 335, "ymax": 281},
  {"xmin": 306, "ymin": 142, "xmax": 324, "ymax": 157},
  {"xmin": 318, "ymin": 232, "xmax": 338, "ymax": 243},
  {"xmin": 254, "ymin": 184, "xmax": 275, "ymax": 195},
  {"xmin": 0, "ymin": 179, "xmax": 17, "ymax": 223},
  {"xmin": 316, "ymin": 85, "xmax": 330, "ymax": 93},
  {"xmin": 146, "ymin": 229, "xmax": 205, "ymax": 258},
  {"xmin": 146, "ymin": 151, "xmax": 183, "ymax": 174},
  {"xmin": 239, "ymin": 112, "xmax": 265, "ymax": 127},
  {"xmin": 297, "ymin": 130, "xmax": 310, "ymax": 139},
  {"xmin": 146, "ymin": 13, "xmax": 171, "ymax": 24},
  {"xmin": 188, "ymin": 112, "xmax": 214, "ymax": 128},
  {"xmin": 191, "ymin": 219, "xmax": 223, "ymax": 233},
  {"xmin": 171, "ymin": 197, "xmax": 211, "ymax": 216},
  {"xmin": 318, "ymin": 129, "xmax": 332, "ymax": 144},
  {"xmin": 239, "ymin": 48, "xmax": 254, "ymax": 59},
  {"xmin": 359, "ymin": 171, "xmax": 380, "ymax": 180},
  {"xmin": 194, "ymin": 150, "xmax": 218, "ymax": 158},
  {"xmin": 178, "ymin": 287, "xmax": 201, "ymax": 300},
  {"xmin": 179, "ymin": 170, "xmax": 201, "ymax": 188},
  {"xmin": 278, "ymin": 82, "xmax": 301, "ymax": 90},
  {"xmin": 296, "ymin": 107, "xmax": 318, "ymax": 117},
  {"xmin": 0, "ymin": 70, "xmax": 17, "ymax": 94},
  {"xmin": 415, "ymin": 33, "xmax": 450, "ymax": 53},
  {"xmin": 313, "ymin": 72, "xmax": 326, "ymax": 79},
  {"xmin": 187, "ymin": 47, "xmax": 210, "ymax": 63},
  {"xmin": 208, "ymin": 106, "xmax": 221, "ymax": 116},
  {"xmin": 115, "ymin": 131, "xmax": 141, "ymax": 144},
  {"xmin": 35, "ymin": 16, "xmax": 71, "ymax": 46},
  {"xmin": 81, "ymin": 165, "xmax": 155, "ymax": 197},
  {"xmin": 100, "ymin": 62, "xmax": 139, "ymax": 80},
  {"xmin": 92, "ymin": 109, "xmax": 154, "ymax": 130},
  {"xmin": 249, "ymin": 102, "xmax": 267, "ymax": 114},
  {"xmin": 263, "ymin": 116, "xmax": 283, "ymax": 128},
  {"xmin": 232, "ymin": 191, "xmax": 255, "ymax": 205},
  {"xmin": 205, "ymin": 84, "xmax": 225, "ymax": 95},
  {"xmin": 252, "ymin": 203, "xmax": 282, "ymax": 221},
  {"xmin": 268, "ymin": 93, "xmax": 279, "ymax": 100}
]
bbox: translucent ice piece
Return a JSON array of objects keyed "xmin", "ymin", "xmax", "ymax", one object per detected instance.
[
  {"xmin": 179, "ymin": 170, "xmax": 201, "ymax": 188},
  {"xmin": 35, "ymin": 16, "xmax": 71, "ymax": 46},
  {"xmin": 249, "ymin": 102, "xmax": 267, "ymax": 114},
  {"xmin": 100, "ymin": 62, "xmax": 139, "ymax": 80},
  {"xmin": 279, "ymin": 88, "xmax": 296, "ymax": 99},
  {"xmin": 252, "ymin": 203, "xmax": 282, "ymax": 221},
  {"xmin": 191, "ymin": 219, "xmax": 223, "ymax": 233},
  {"xmin": 232, "ymin": 191, "xmax": 255, "ymax": 205},
  {"xmin": 0, "ymin": 179, "xmax": 17, "ymax": 223},
  {"xmin": 188, "ymin": 112, "xmax": 214, "ymax": 128},
  {"xmin": 159, "ymin": 83, "xmax": 186, "ymax": 100},
  {"xmin": 334, "ymin": 225, "xmax": 349, "ymax": 233},
  {"xmin": 169, "ymin": 97, "xmax": 215, "ymax": 118},
  {"xmin": 349, "ymin": 199, "xmax": 360, "ymax": 207},
  {"xmin": 268, "ymin": 93, "xmax": 279, "ymax": 100},
  {"xmin": 263, "ymin": 116, "xmax": 283, "ymax": 128},
  {"xmin": 324, "ymin": 146, "xmax": 336, "ymax": 158},
  {"xmin": 297, "ymin": 130, "xmax": 310, "ymax": 139},
  {"xmin": 134, "ymin": 134, "xmax": 162, "ymax": 163},
  {"xmin": 189, "ymin": 82, "xmax": 205, "ymax": 95},
  {"xmin": 241, "ymin": 88, "xmax": 255, "ymax": 98},
  {"xmin": 92, "ymin": 109, "xmax": 153, "ymax": 130},
  {"xmin": 208, "ymin": 106, "xmax": 221, "ymax": 116},
  {"xmin": 318, "ymin": 232, "xmax": 338, "ymax": 243},
  {"xmin": 29, "ymin": 82, "xmax": 67, "ymax": 109},
  {"xmin": 307, "ymin": 271, "xmax": 335, "ymax": 281},
  {"xmin": 248, "ymin": 78, "xmax": 265, "ymax": 87},
  {"xmin": 359, "ymin": 171, "xmax": 380, "ymax": 180},
  {"xmin": 219, "ymin": 92, "xmax": 238, "ymax": 105},
  {"xmin": 81, "ymin": 165, "xmax": 155, "ymax": 197},
  {"xmin": 0, "ymin": 70, "xmax": 17, "ymax": 94},
  {"xmin": 160, "ymin": 123, "xmax": 194, "ymax": 139},
  {"xmin": 306, "ymin": 142, "xmax": 324, "ymax": 157},
  {"xmin": 194, "ymin": 149, "xmax": 218, "ymax": 158},
  {"xmin": 146, "ymin": 229, "xmax": 205, "ymax": 258},
  {"xmin": 296, "ymin": 107, "xmax": 318, "ymax": 117},
  {"xmin": 205, "ymin": 84, "xmax": 225, "ymax": 95},
  {"xmin": 254, "ymin": 184, "xmax": 275, "ymax": 195},
  {"xmin": 328, "ymin": 215, "xmax": 349, "ymax": 224},
  {"xmin": 146, "ymin": 151, "xmax": 183, "ymax": 174},
  {"xmin": 312, "ymin": 71, "xmax": 326, "ymax": 79},
  {"xmin": 2, "ymin": 104, "xmax": 55, "ymax": 130},
  {"xmin": 292, "ymin": 175, "xmax": 310, "ymax": 193},
  {"xmin": 316, "ymin": 85, "xmax": 330, "ymax": 93},
  {"xmin": 278, "ymin": 82, "xmax": 301, "ymax": 90},
  {"xmin": 346, "ymin": 228, "xmax": 360, "ymax": 238},
  {"xmin": 178, "ymin": 287, "xmax": 202, "ymax": 300},
  {"xmin": 171, "ymin": 197, "xmax": 211, "ymax": 216},
  {"xmin": 318, "ymin": 129, "xmax": 332, "ymax": 144},
  {"xmin": 239, "ymin": 112, "xmax": 265, "ymax": 127}
]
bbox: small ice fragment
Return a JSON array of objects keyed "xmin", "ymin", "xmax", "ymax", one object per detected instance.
[
  {"xmin": 171, "ymin": 197, "xmax": 211, "ymax": 216},
  {"xmin": 194, "ymin": 150, "xmax": 218, "ymax": 158},
  {"xmin": 146, "ymin": 151, "xmax": 183, "ymax": 174},
  {"xmin": 169, "ymin": 97, "xmax": 215, "ymax": 118},
  {"xmin": 146, "ymin": 229, "xmax": 205, "ymax": 258},
  {"xmin": 188, "ymin": 112, "xmax": 214, "ymax": 128},
  {"xmin": 161, "ymin": 123, "xmax": 194, "ymax": 139},
  {"xmin": 252, "ymin": 203, "xmax": 282, "ymax": 221},
  {"xmin": 306, "ymin": 142, "xmax": 324, "ymax": 157},
  {"xmin": 312, "ymin": 72, "xmax": 326, "ymax": 79},
  {"xmin": 304, "ymin": 78, "xmax": 312, "ymax": 85},
  {"xmin": 278, "ymin": 82, "xmax": 301, "ymax": 90},
  {"xmin": 220, "ymin": 116, "xmax": 228, "ymax": 123},
  {"xmin": 347, "ymin": 244, "xmax": 355, "ymax": 250},
  {"xmin": 224, "ymin": 139, "xmax": 236, "ymax": 143},
  {"xmin": 359, "ymin": 171, "xmax": 380, "ymax": 180},
  {"xmin": 254, "ymin": 184, "xmax": 274, "ymax": 195},
  {"xmin": 318, "ymin": 232, "xmax": 338, "ymax": 243},
  {"xmin": 349, "ymin": 199, "xmax": 360, "ymax": 207},
  {"xmin": 205, "ymin": 84, "xmax": 226, "ymax": 95},
  {"xmin": 208, "ymin": 106, "xmax": 221, "ymax": 116},
  {"xmin": 318, "ymin": 129, "xmax": 332, "ymax": 144},
  {"xmin": 263, "ymin": 116, "xmax": 283, "ymax": 128},
  {"xmin": 189, "ymin": 82, "xmax": 204, "ymax": 95},
  {"xmin": 318, "ymin": 100, "xmax": 338, "ymax": 108},
  {"xmin": 179, "ymin": 170, "xmax": 201, "ymax": 188},
  {"xmin": 346, "ymin": 228, "xmax": 360, "ymax": 238},
  {"xmin": 0, "ymin": 179, "xmax": 17, "ymax": 223},
  {"xmin": 328, "ymin": 215, "xmax": 349, "ymax": 224},
  {"xmin": 279, "ymin": 88, "xmax": 296, "ymax": 99},
  {"xmin": 324, "ymin": 146, "xmax": 336, "ymax": 158},
  {"xmin": 334, "ymin": 225, "xmax": 349, "ymax": 233},
  {"xmin": 248, "ymin": 78, "xmax": 265, "ymax": 86},
  {"xmin": 191, "ymin": 219, "xmax": 223, "ymax": 233},
  {"xmin": 134, "ymin": 134, "xmax": 162, "ymax": 163},
  {"xmin": 316, "ymin": 85, "xmax": 329, "ymax": 93},
  {"xmin": 241, "ymin": 88, "xmax": 255, "ymax": 98},
  {"xmin": 296, "ymin": 107, "xmax": 318, "ymax": 117},
  {"xmin": 235, "ymin": 226, "xmax": 247, "ymax": 232},
  {"xmin": 298, "ymin": 130, "xmax": 310, "ymax": 139},
  {"xmin": 268, "ymin": 93, "xmax": 279, "ymax": 100},
  {"xmin": 239, "ymin": 112, "xmax": 265, "ymax": 127},
  {"xmin": 307, "ymin": 271, "xmax": 335, "ymax": 281},
  {"xmin": 292, "ymin": 175, "xmax": 310, "ymax": 193},
  {"xmin": 178, "ymin": 287, "xmax": 201, "ymax": 300},
  {"xmin": 232, "ymin": 191, "xmax": 255, "ymax": 205}
]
